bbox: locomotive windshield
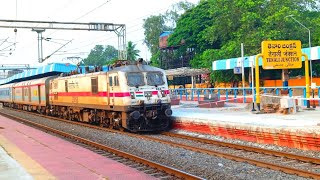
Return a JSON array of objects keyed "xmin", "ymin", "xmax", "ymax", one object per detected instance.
[
  {"xmin": 146, "ymin": 72, "xmax": 164, "ymax": 86},
  {"xmin": 126, "ymin": 72, "xmax": 145, "ymax": 87}
]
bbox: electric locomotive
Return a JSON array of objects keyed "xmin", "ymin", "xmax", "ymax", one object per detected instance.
[
  {"xmin": 0, "ymin": 60, "xmax": 172, "ymax": 132},
  {"xmin": 48, "ymin": 60, "xmax": 172, "ymax": 132}
]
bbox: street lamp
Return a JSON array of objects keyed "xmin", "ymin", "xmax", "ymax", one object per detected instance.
[
  {"xmin": 286, "ymin": 15, "xmax": 313, "ymax": 108},
  {"xmin": 286, "ymin": 15, "xmax": 312, "ymax": 82}
]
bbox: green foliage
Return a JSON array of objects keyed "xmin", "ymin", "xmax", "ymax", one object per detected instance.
[
  {"xmin": 83, "ymin": 45, "xmax": 117, "ymax": 66},
  {"xmin": 164, "ymin": 0, "xmax": 320, "ymax": 82},
  {"xmin": 143, "ymin": 15, "xmax": 167, "ymax": 56},
  {"xmin": 126, "ymin": 41, "xmax": 140, "ymax": 61},
  {"xmin": 143, "ymin": 2, "xmax": 195, "ymax": 60},
  {"xmin": 168, "ymin": 1, "xmax": 215, "ymax": 52},
  {"xmin": 150, "ymin": 50, "xmax": 160, "ymax": 67}
]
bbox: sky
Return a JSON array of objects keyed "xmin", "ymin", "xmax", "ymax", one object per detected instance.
[{"xmin": 0, "ymin": 0, "xmax": 199, "ymax": 66}]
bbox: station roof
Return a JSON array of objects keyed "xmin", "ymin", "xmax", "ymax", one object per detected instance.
[
  {"xmin": 165, "ymin": 67, "xmax": 210, "ymax": 77},
  {"xmin": 0, "ymin": 63, "xmax": 110, "ymax": 85},
  {"xmin": 160, "ymin": 31, "xmax": 173, "ymax": 38},
  {"xmin": 212, "ymin": 46, "xmax": 320, "ymax": 71}
]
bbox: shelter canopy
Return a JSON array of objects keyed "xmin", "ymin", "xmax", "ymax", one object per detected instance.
[
  {"xmin": 165, "ymin": 67, "xmax": 210, "ymax": 77},
  {"xmin": 212, "ymin": 46, "xmax": 320, "ymax": 71}
]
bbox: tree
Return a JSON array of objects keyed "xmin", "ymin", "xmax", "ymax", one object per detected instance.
[
  {"xmin": 126, "ymin": 41, "xmax": 140, "ymax": 61},
  {"xmin": 143, "ymin": 1, "xmax": 195, "ymax": 66},
  {"xmin": 103, "ymin": 45, "xmax": 118, "ymax": 63},
  {"xmin": 83, "ymin": 45, "xmax": 117, "ymax": 66},
  {"xmin": 167, "ymin": 1, "xmax": 215, "ymax": 69},
  {"xmin": 143, "ymin": 15, "xmax": 167, "ymax": 66},
  {"xmin": 165, "ymin": 0, "xmax": 320, "ymax": 82}
]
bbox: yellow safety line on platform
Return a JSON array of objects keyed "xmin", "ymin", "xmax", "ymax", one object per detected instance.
[{"xmin": 0, "ymin": 135, "xmax": 56, "ymax": 180}]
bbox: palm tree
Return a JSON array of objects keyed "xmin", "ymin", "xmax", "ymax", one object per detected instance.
[{"xmin": 126, "ymin": 41, "xmax": 140, "ymax": 61}]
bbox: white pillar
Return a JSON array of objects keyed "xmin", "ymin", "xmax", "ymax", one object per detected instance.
[{"xmin": 191, "ymin": 76, "xmax": 194, "ymax": 88}]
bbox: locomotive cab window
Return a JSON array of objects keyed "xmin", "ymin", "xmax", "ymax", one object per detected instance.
[
  {"xmin": 91, "ymin": 78, "xmax": 98, "ymax": 94},
  {"xmin": 146, "ymin": 72, "xmax": 164, "ymax": 86},
  {"xmin": 114, "ymin": 76, "xmax": 119, "ymax": 86},
  {"xmin": 126, "ymin": 72, "xmax": 145, "ymax": 87}
]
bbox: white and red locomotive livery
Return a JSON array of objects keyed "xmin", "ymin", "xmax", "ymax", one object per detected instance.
[{"xmin": 0, "ymin": 63, "xmax": 172, "ymax": 132}]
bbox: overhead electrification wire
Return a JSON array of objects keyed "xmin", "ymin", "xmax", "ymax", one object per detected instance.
[
  {"xmin": 13, "ymin": 0, "xmax": 111, "ymax": 61},
  {"xmin": 73, "ymin": 0, "xmax": 112, "ymax": 22},
  {"xmin": 64, "ymin": 3, "xmax": 174, "ymax": 48},
  {"xmin": 61, "ymin": 1, "xmax": 186, "ymax": 55},
  {"xmin": 48, "ymin": 0, "xmax": 112, "ymax": 37},
  {"xmin": 0, "ymin": 38, "xmax": 9, "ymax": 49}
]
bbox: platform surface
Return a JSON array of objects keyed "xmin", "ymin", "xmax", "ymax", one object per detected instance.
[
  {"xmin": 0, "ymin": 146, "xmax": 32, "ymax": 180},
  {"xmin": 0, "ymin": 115, "xmax": 155, "ymax": 180},
  {"xmin": 173, "ymin": 102, "xmax": 320, "ymax": 128},
  {"xmin": 172, "ymin": 102, "xmax": 320, "ymax": 150}
]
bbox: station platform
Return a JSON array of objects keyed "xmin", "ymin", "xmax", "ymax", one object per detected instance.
[
  {"xmin": 172, "ymin": 102, "xmax": 320, "ymax": 151},
  {"xmin": 0, "ymin": 115, "xmax": 154, "ymax": 180}
]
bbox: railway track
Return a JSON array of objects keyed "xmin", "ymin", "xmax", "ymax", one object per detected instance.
[
  {"xmin": 0, "ymin": 110, "xmax": 202, "ymax": 180},
  {"xmin": 159, "ymin": 132, "xmax": 320, "ymax": 179},
  {"xmin": 2, "ymin": 107, "xmax": 320, "ymax": 179}
]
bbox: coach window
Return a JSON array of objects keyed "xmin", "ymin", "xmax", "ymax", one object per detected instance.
[
  {"xmin": 109, "ymin": 76, "xmax": 113, "ymax": 86},
  {"xmin": 65, "ymin": 80, "xmax": 68, "ymax": 92},
  {"xmin": 114, "ymin": 76, "xmax": 119, "ymax": 86},
  {"xmin": 91, "ymin": 78, "xmax": 98, "ymax": 94}
]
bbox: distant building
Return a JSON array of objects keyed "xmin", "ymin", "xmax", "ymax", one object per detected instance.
[{"xmin": 159, "ymin": 31, "xmax": 195, "ymax": 70}]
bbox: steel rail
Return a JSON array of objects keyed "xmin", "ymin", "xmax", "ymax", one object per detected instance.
[
  {"xmin": 0, "ymin": 111, "xmax": 203, "ymax": 180},
  {"xmin": 162, "ymin": 132, "xmax": 320, "ymax": 164},
  {"xmin": 15, "ymin": 108, "xmax": 320, "ymax": 165},
  {"xmin": 3, "ymin": 108, "xmax": 320, "ymax": 179},
  {"xmin": 143, "ymin": 134, "xmax": 320, "ymax": 179}
]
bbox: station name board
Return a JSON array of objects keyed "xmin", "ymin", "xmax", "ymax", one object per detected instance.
[{"xmin": 261, "ymin": 40, "xmax": 302, "ymax": 69}]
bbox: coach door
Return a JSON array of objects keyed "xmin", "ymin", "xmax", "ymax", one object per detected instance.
[
  {"xmin": 108, "ymin": 75, "xmax": 114, "ymax": 107},
  {"xmin": 108, "ymin": 73, "xmax": 120, "ymax": 108},
  {"xmin": 38, "ymin": 85, "xmax": 41, "ymax": 104}
]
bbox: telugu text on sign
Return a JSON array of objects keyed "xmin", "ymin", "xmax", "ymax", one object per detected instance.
[{"xmin": 261, "ymin": 40, "xmax": 302, "ymax": 69}]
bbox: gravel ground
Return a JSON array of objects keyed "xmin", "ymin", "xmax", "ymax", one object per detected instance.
[
  {"xmin": 171, "ymin": 129, "xmax": 320, "ymax": 159},
  {"xmin": 1, "ymin": 109, "xmax": 312, "ymax": 180},
  {"xmin": 148, "ymin": 131, "xmax": 320, "ymax": 173}
]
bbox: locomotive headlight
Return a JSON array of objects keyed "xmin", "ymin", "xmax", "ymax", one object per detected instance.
[{"xmin": 130, "ymin": 92, "xmax": 135, "ymax": 99}]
